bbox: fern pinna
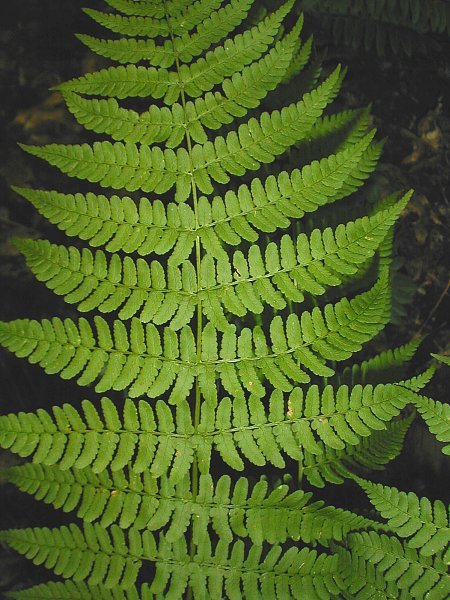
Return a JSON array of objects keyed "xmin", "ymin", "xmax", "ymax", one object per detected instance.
[{"xmin": 0, "ymin": 1, "xmax": 449, "ymax": 598}]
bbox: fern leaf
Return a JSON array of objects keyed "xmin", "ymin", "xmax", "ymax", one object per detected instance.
[
  {"xmin": 344, "ymin": 336, "xmax": 424, "ymax": 385},
  {"xmin": 79, "ymin": 0, "xmax": 254, "ymax": 69},
  {"xmin": 76, "ymin": 0, "xmax": 291, "ymax": 67},
  {"xmin": 356, "ymin": 479, "xmax": 450, "ymax": 561},
  {"xmin": 103, "ymin": 0, "xmax": 166, "ymax": 18},
  {"xmin": 6, "ymin": 580, "xmax": 140, "ymax": 599},
  {"xmin": 432, "ymin": 353, "xmax": 450, "ymax": 366},
  {"xmin": 196, "ymin": 133, "xmax": 380, "ymax": 249},
  {"xmin": 148, "ymin": 535, "xmax": 344, "ymax": 599},
  {"xmin": 15, "ymin": 239, "xmax": 197, "ymax": 329},
  {"xmin": 411, "ymin": 395, "xmax": 450, "ymax": 455},
  {"xmin": 200, "ymin": 193, "xmax": 410, "ymax": 324},
  {"xmin": 7, "ymin": 466, "xmax": 378, "ymax": 547},
  {"xmin": 20, "ymin": 141, "xmax": 192, "ymax": 201},
  {"xmin": 302, "ymin": 414, "xmax": 414, "ymax": 487},
  {"xmin": 0, "ymin": 273, "xmax": 392, "ymax": 399},
  {"xmin": 65, "ymin": 17, "xmax": 304, "ymax": 146},
  {"xmin": 0, "ymin": 397, "xmax": 195, "ymax": 482},
  {"xmin": 340, "ymin": 531, "xmax": 450, "ymax": 599},
  {"xmin": 12, "ymin": 187, "xmax": 196, "ymax": 262},
  {"xmin": 0, "ymin": 523, "xmax": 142, "ymax": 590}
]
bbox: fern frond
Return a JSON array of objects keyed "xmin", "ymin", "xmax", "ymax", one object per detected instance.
[
  {"xmin": 16, "ymin": 194, "xmax": 408, "ymax": 330},
  {"xmin": 0, "ymin": 397, "xmax": 195, "ymax": 482},
  {"xmin": 340, "ymin": 531, "xmax": 450, "ymax": 599},
  {"xmin": 85, "ymin": 0, "xmax": 252, "ymax": 44},
  {"xmin": 81, "ymin": 0, "xmax": 254, "ymax": 68},
  {"xmin": 199, "ymin": 193, "xmax": 410, "ymax": 325},
  {"xmin": 6, "ymin": 580, "xmax": 140, "ymax": 599},
  {"xmin": 103, "ymin": 0, "xmax": 167, "ymax": 18},
  {"xmin": 64, "ymin": 16, "xmax": 304, "ymax": 147},
  {"xmin": 302, "ymin": 414, "xmax": 414, "ymax": 487},
  {"xmin": 0, "ymin": 381, "xmax": 416, "ymax": 483},
  {"xmin": 15, "ymin": 239, "xmax": 197, "ymax": 329},
  {"xmin": 0, "ymin": 273, "xmax": 392, "ymax": 399},
  {"xmin": 432, "ymin": 353, "xmax": 450, "ymax": 366},
  {"xmin": 76, "ymin": 0, "xmax": 292, "ymax": 67},
  {"xmin": 356, "ymin": 479, "xmax": 450, "ymax": 561},
  {"xmin": 7, "ymin": 465, "xmax": 377, "ymax": 547},
  {"xmin": 0, "ymin": 523, "xmax": 345, "ymax": 597},
  {"xmin": 196, "ymin": 134, "xmax": 380, "ymax": 250},
  {"xmin": 344, "ymin": 336, "xmax": 423, "ymax": 385},
  {"xmin": 12, "ymin": 187, "xmax": 196, "ymax": 263},
  {"xmin": 0, "ymin": 523, "xmax": 142, "ymax": 590},
  {"xmin": 411, "ymin": 395, "xmax": 450, "ymax": 455}
]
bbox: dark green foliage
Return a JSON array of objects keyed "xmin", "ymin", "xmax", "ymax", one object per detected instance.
[
  {"xmin": 301, "ymin": 0, "xmax": 450, "ymax": 55},
  {"xmin": 0, "ymin": 1, "xmax": 448, "ymax": 598}
]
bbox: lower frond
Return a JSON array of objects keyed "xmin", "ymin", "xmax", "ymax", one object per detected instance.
[
  {"xmin": 0, "ymin": 524, "xmax": 345, "ymax": 598},
  {"xmin": 411, "ymin": 395, "xmax": 450, "ymax": 455},
  {"xmin": 356, "ymin": 479, "xmax": 450, "ymax": 562},
  {"xmin": 302, "ymin": 414, "xmax": 414, "ymax": 487},
  {"xmin": 7, "ymin": 465, "xmax": 377, "ymax": 546},
  {"xmin": 12, "ymin": 187, "xmax": 197, "ymax": 263},
  {"xmin": 0, "ymin": 382, "xmax": 416, "ymax": 484},
  {"xmin": 0, "ymin": 523, "xmax": 142, "ymax": 590},
  {"xmin": 339, "ymin": 532, "xmax": 450, "ymax": 600},
  {"xmin": 6, "ymin": 580, "xmax": 140, "ymax": 599}
]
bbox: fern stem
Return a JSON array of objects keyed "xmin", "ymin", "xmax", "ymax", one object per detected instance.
[{"xmin": 163, "ymin": 2, "xmax": 203, "ymax": 587}]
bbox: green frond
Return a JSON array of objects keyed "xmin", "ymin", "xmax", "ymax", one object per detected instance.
[
  {"xmin": 356, "ymin": 479, "xmax": 450, "ymax": 561},
  {"xmin": 84, "ymin": 0, "xmax": 248, "ymax": 39},
  {"xmin": 147, "ymin": 536, "xmax": 344, "ymax": 599},
  {"xmin": 103, "ymin": 0, "xmax": 167, "ymax": 18},
  {"xmin": 302, "ymin": 414, "xmax": 414, "ymax": 487},
  {"xmin": 0, "ymin": 397, "xmax": 195, "ymax": 482},
  {"xmin": 80, "ymin": 0, "xmax": 254, "ymax": 68},
  {"xmin": 411, "ymin": 395, "xmax": 450, "ymax": 455},
  {"xmin": 432, "ymin": 353, "xmax": 450, "ymax": 366},
  {"xmin": 197, "ymin": 133, "xmax": 380, "ymax": 249},
  {"xmin": 0, "ymin": 381, "xmax": 416, "ymax": 483},
  {"xmin": 340, "ymin": 531, "xmax": 450, "ymax": 599},
  {"xmin": 15, "ymin": 239, "xmax": 197, "ymax": 329},
  {"xmin": 0, "ymin": 523, "xmax": 345, "ymax": 597},
  {"xmin": 199, "ymin": 193, "xmax": 409, "ymax": 325},
  {"xmin": 6, "ymin": 580, "xmax": 140, "ymax": 599},
  {"xmin": 345, "ymin": 336, "xmax": 424, "ymax": 385},
  {"xmin": 12, "ymin": 187, "xmax": 197, "ymax": 263},
  {"xmin": 65, "ymin": 17, "xmax": 304, "ymax": 147},
  {"xmin": 15, "ymin": 195, "xmax": 408, "ymax": 330},
  {"xmin": 0, "ymin": 274, "xmax": 392, "ymax": 399},
  {"xmin": 7, "ymin": 465, "xmax": 377, "ymax": 546},
  {"xmin": 76, "ymin": 0, "xmax": 292, "ymax": 67},
  {"xmin": 0, "ymin": 523, "xmax": 142, "ymax": 590}
]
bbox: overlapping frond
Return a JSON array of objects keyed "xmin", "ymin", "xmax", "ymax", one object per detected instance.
[
  {"xmin": 64, "ymin": 15, "xmax": 304, "ymax": 147},
  {"xmin": 27, "ymin": 68, "xmax": 342, "ymax": 203},
  {"xmin": 356, "ymin": 479, "xmax": 450, "ymax": 561},
  {"xmin": 12, "ymin": 187, "xmax": 197, "ymax": 263},
  {"xmin": 0, "ymin": 523, "xmax": 344, "ymax": 597},
  {"xmin": 0, "ymin": 274, "xmax": 392, "ymax": 400},
  {"xmin": 6, "ymin": 580, "xmax": 138, "ymax": 600},
  {"xmin": 411, "ymin": 394, "xmax": 450, "ymax": 455},
  {"xmin": 302, "ymin": 414, "xmax": 414, "ymax": 487},
  {"xmin": 339, "ymin": 532, "xmax": 450, "ymax": 599},
  {"xmin": 15, "ymin": 195, "xmax": 408, "ymax": 330},
  {"xmin": 77, "ymin": 0, "xmax": 292, "ymax": 67},
  {"xmin": 344, "ymin": 336, "xmax": 423, "ymax": 385},
  {"xmin": 0, "ymin": 381, "xmax": 417, "ymax": 484},
  {"xmin": 7, "ymin": 465, "xmax": 377, "ymax": 546}
]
